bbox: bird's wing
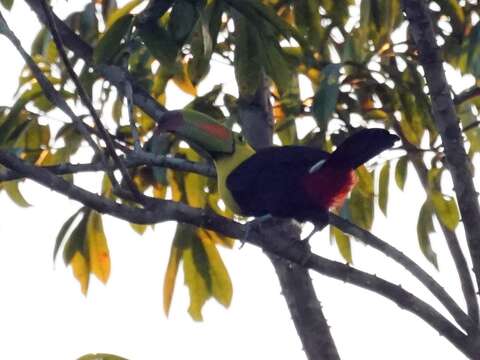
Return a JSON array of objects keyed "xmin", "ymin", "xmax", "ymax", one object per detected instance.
[{"xmin": 226, "ymin": 146, "xmax": 329, "ymax": 217}]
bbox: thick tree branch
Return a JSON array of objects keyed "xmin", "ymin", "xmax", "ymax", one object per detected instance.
[
  {"xmin": 0, "ymin": 148, "xmax": 473, "ymax": 356},
  {"xmin": 0, "ymin": 153, "xmax": 215, "ymax": 182},
  {"xmin": 401, "ymin": 0, "xmax": 480, "ymax": 294},
  {"xmin": 234, "ymin": 36, "xmax": 339, "ymax": 358}
]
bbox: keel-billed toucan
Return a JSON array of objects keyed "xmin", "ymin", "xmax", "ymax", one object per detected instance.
[{"xmin": 157, "ymin": 110, "xmax": 399, "ymax": 224}]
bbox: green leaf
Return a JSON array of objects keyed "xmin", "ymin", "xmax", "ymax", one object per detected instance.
[
  {"xmin": 378, "ymin": 161, "xmax": 390, "ymax": 215},
  {"xmin": 62, "ymin": 214, "xmax": 90, "ymax": 294},
  {"xmin": 137, "ymin": 19, "xmax": 178, "ymax": 66},
  {"xmin": 331, "ymin": 226, "xmax": 352, "ymax": 263},
  {"xmin": 458, "ymin": 104, "xmax": 480, "ymax": 154},
  {"xmin": 93, "ymin": 14, "xmax": 133, "ymax": 65},
  {"xmin": 53, "ymin": 209, "xmax": 83, "ymax": 261},
  {"xmin": 311, "ymin": 63, "xmax": 341, "ymax": 130},
  {"xmin": 233, "ymin": 16, "xmax": 263, "ymax": 97},
  {"xmin": 395, "ymin": 156, "xmax": 408, "ymax": 191},
  {"xmin": 348, "ymin": 186, "xmax": 374, "ymax": 230},
  {"xmin": 198, "ymin": 229, "xmax": 233, "ymax": 307},
  {"xmin": 63, "ymin": 214, "xmax": 88, "ymax": 265},
  {"xmin": 168, "ymin": 0, "xmax": 199, "ymax": 45},
  {"xmin": 430, "ymin": 191, "xmax": 460, "ymax": 231},
  {"xmin": 4, "ymin": 180, "xmax": 30, "ymax": 208},
  {"xmin": 183, "ymin": 229, "xmax": 210, "ymax": 321},
  {"xmin": 1, "ymin": 0, "xmax": 14, "ymax": 11},
  {"xmin": 417, "ymin": 200, "xmax": 438, "ymax": 268}
]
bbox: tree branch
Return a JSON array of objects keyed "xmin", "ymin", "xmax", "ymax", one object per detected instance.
[
  {"xmin": 0, "ymin": 148, "xmax": 474, "ymax": 357},
  {"xmin": 329, "ymin": 213, "xmax": 474, "ymax": 332},
  {"xmin": 39, "ymin": 0, "xmax": 142, "ymax": 201},
  {"xmin": 401, "ymin": 0, "xmax": 480, "ymax": 295},
  {"xmin": 0, "ymin": 153, "xmax": 215, "ymax": 182}
]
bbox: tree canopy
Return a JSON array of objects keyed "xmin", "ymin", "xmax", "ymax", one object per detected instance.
[{"xmin": 1, "ymin": 0, "xmax": 480, "ymax": 359}]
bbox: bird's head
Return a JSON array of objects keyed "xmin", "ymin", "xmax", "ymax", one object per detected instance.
[{"xmin": 156, "ymin": 110, "xmax": 254, "ymax": 160}]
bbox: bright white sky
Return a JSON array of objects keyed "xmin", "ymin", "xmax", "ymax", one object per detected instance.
[{"xmin": 0, "ymin": 1, "xmax": 472, "ymax": 359}]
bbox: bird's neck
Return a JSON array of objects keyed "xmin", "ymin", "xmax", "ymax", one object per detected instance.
[
  {"xmin": 214, "ymin": 144, "xmax": 255, "ymax": 214},
  {"xmin": 303, "ymin": 167, "xmax": 358, "ymax": 210}
]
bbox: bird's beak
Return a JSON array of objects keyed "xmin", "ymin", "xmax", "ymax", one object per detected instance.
[{"xmin": 157, "ymin": 110, "xmax": 235, "ymax": 155}]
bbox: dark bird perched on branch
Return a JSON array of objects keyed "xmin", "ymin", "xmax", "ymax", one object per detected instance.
[{"xmin": 157, "ymin": 110, "xmax": 399, "ymax": 227}]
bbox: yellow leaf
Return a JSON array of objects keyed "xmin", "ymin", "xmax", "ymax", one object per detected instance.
[
  {"xmin": 198, "ymin": 228, "xmax": 235, "ymax": 248},
  {"xmin": 130, "ymin": 222, "xmax": 147, "ymax": 235},
  {"xmin": 163, "ymin": 244, "xmax": 182, "ymax": 316},
  {"xmin": 183, "ymin": 242, "xmax": 209, "ymax": 321},
  {"xmin": 208, "ymin": 193, "xmax": 234, "ymax": 219},
  {"xmin": 331, "ymin": 226, "xmax": 352, "ymax": 263},
  {"xmin": 184, "ymin": 152, "xmax": 207, "ymax": 207},
  {"xmin": 355, "ymin": 165, "xmax": 374, "ymax": 196},
  {"xmin": 430, "ymin": 191, "xmax": 460, "ymax": 231},
  {"xmin": 167, "ymin": 169, "xmax": 182, "ymax": 202},
  {"xmin": 86, "ymin": 211, "xmax": 111, "ymax": 284},
  {"xmin": 106, "ymin": 0, "xmax": 143, "ymax": 29},
  {"xmin": 153, "ymin": 183, "xmax": 167, "ymax": 199},
  {"xmin": 199, "ymin": 233, "xmax": 233, "ymax": 307},
  {"xmin": 71, "ymin": 251, "xmax": 90, "ymax": 295},
  {"xmin": 4, "ymin": 180, "xmax": 31, "ymax": 207},
  {"xmin": 172, "ymin": 61, "xmax": 197, "ymax": 96}
]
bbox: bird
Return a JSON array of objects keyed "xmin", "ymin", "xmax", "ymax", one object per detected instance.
[{"xmin": 157, "ymin": 110, "xmax": 399, "ymax": 227}]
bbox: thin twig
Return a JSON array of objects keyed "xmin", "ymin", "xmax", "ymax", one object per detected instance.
[
  {"xmin": 39, "ymin": 0, "xmax": 142, "ymax": 201},
  {"xmin": 329, "ymin": 213, "xmax": 474, "ymax": 333},
  {"xmin": 0, "ymin": 12, "xmax": 104, "ymax": 166}
]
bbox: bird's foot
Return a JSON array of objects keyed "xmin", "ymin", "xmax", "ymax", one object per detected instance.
[{"xmin": 301, "ymin": 212, "xmax": 329, "ymax": 242}]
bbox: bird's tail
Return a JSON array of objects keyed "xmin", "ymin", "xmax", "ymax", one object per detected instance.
[{"xmin": 324, "ymin": 129, "xmax": 399, "ymax": 170}]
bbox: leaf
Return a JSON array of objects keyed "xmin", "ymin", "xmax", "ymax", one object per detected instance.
[
  {"xmin": 137, "ymin": 19, "xmax": 178, "ymax": 66},
  {"xmin": 417, "ymin": 200, "xmax": 438, "ymax": 268},
  {"xmin": 4, "ymin": 180, "xmax": 30, "ymax": 207},
  {"xmin": 106, "ymin": 0, "xmax": 142, "ymax": 28},
  {"xmin": 93, "ymin": 14, "xmax": 133, "ymax": 64},
  {"xmin": 311, "ymin": 64, "xmax": 341, "ymax": 130},
  {"xmin": 395, "ymin": 156, "xmax": 408, "ymax": 191},
  {"xmin": 430, "ymin": 191, "xmax": 460, "ymax": 231},
  {"xmin": 163, "ymin": 240, "xmax": 183, "ymax": 316},
  {"xmin": 71, "ymin": 251, "xmax": 90, "ymax": 295},
  {"xmin": 1, "ymin": 0, "xmax": 13, "ymax": 11},
  {"xmin": 172, "ymin": 60, "xmax": 197, "ymax": 96},
  {"xmin": 63, "ymin": 215, "xmax": 88, "ymax": 266},
  {"xmin": 53, "ymin": 209, "xmax": 83, "ymax": 261},
  {"xmin": 77, "ymin": 354, "xmax": 129, "ymax": 360},
  {"xmin": 198, "ymin": 230, "xmax": 233, "ymax": 307},
  {"xmin": 378, "ymin": 161, "xmax": 390, "ymax": 215},
  {"xmin": 130, "ymin": 223, "xmax": 147, "ymax": 235},
  {"xmin": 168, "ymin": 0, "xmax": 199, "ymax": 45},
  {"xmin": 356, "ymin": 165, "xmax": 374, "ymax": 195},
  {"xmin": 233, "ymin": 16, "xmax": 263, "ymax": 97},
  {"xmin": 86, "ymin": 211, "xmax": 111, "ymax": 283},
  {"xmin": 349, "ymin": 186, "xmax": 374, "ymax": 230},
  {"xmin": 183, "ymin": 233, "xmax": 210, "ymax": 321},
  {"xmin": 331, "ymin": 226, "xmax": 352, "ymax": 263}
]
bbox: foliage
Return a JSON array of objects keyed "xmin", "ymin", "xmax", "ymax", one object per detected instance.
[{"xmin": 0, "ymin": 0, "xmax": 479, "ymax": 348}]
